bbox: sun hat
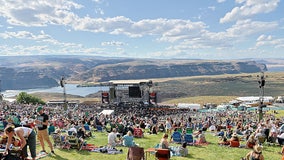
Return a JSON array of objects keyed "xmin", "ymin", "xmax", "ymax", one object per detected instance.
[
  {"xmin": 1, "ymin": 134, "xmax": 7, "ymax": 139},
  {"xmin": 232, "ymin": 133, "xmax": 238, "ymax": 137},
  {"xmin": 55, "ymin": 129, "xmax": 61, "ymax": 134},
  {"xmin": 253, "ymin": 144, "xmax": 263, "ymax": 153},
  {"xmin": 37, "ymin": 106, "xmax": 43, "ymax": 112}
]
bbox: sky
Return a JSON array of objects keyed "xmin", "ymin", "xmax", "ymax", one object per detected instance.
[{"xmin": 0, "ymin": 0, "xmax": 283, "ymax": 60}]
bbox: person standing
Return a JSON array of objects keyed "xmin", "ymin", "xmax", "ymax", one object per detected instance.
[
  {"xmin": 35, "ymin": 106, "xmax": 54, "ymax": 154},
  {"xmin": 165, "ymin": 117, "xmax": 172, "ymax": 135}
]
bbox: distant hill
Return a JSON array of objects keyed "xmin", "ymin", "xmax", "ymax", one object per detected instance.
[{"xmin": 0, "ymin": 55, "xmax": 269, "ymax": 91}]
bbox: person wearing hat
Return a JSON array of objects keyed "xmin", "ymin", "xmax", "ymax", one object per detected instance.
[
  {"xmin": 194, "ymin": 130, "xmax": 207, "ymax": 144},
  {"xmin": 229, "ymin": 133, "xmax": 240, "ymax": 147},
  {"xmin": 246, "ymin": 132, "xmax": 257, "ymax": 149},
  {"xmin": 35, "ymin": 106, "xmax": 54, "ymax": 154},
  {"xmin": 244, "ymin": 144, "xmax": 264, "ymax": 160}
]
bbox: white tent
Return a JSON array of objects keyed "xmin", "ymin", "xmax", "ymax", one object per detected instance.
[
  {"xmin": 236, "ymin": 96, "xmax": 274, "ymax": 102},
  {"xmin": 177, "ymin": 103, "xmax": 201, "ymax": 110},
  {"xmin": 100, "ymin": 109, "xmax": 114, "ymax": 115}
]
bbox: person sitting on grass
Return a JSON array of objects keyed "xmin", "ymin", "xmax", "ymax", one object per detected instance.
[
  {"xmin": 194, "ymin": 130, "xmax": 207, "ymax": 144},
  {"xmin": 178, "ymin": 142, "xmax": 188, "ymax": 157},
  {"xmin": 243, "ymin": 144, "xmax": 264, "ymax": 160},
  {"xmin": 245, "ymin": 132, "xmax": 257, "ymax": 149},
  {"xmin": 159, "ymin": 133, "xmax": 170, "ymax": 149},
  {"xmin": 229, "ymin": 133, "xmax": 240, "ymax": 147},
  {"xmin": 122, "ymin": 131, "xmax": 135, "ymax": 147},
  {"xmin": 108, "ymin": 128, "xmax": 121, "ymax": 147},
  {"xmin": 218, "ymin": 136, "xmax": 230, "ymax": 146}
]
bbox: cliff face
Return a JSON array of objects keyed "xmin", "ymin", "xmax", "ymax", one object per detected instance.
[
  {"xmin": 0, "ymin": 55, "xmax": 267, "ymax": 90},
  {"xmin": 0, "ymin": 67, "xmax": 58, "ymax": 90},
  {"xmin": 91, "ymin": 61, "xmax": 267, "ymax": 82}
]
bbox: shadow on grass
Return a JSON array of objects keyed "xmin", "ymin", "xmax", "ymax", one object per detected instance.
[
  {"xmin": 61, "ymin": 148, "xmax": 92, "ymax": 155},
  {"xmin": 46, "ymin": 153, "xmax": 69, "ymax": 160}
]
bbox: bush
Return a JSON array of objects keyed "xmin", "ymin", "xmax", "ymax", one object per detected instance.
[{"xmin": 16, "ymin": 92, "xmax": 45, "ymax": 105}]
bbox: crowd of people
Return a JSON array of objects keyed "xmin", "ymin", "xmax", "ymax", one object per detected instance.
[{"xmin": 0, "ymin": 100, "xmax": 284, "ymax": 159}]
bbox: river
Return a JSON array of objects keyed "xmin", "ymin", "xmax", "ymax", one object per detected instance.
[{"xmin": 2, "ymin": 84, "xmax": 109, "ymax": 98}]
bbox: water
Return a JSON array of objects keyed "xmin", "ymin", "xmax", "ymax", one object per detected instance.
[{"xmin": 2, "ymin": 84, "xmax": 109, "ymax": 98}]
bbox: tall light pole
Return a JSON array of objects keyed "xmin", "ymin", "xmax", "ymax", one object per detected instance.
[
  {"xmin": 0, "ymin": 80, "xmax": 2, "ymax": 102},
  {"xmin": 257, "ymin": 72, "xmax": 266, "ymax": 122},
  {"xmin": 60, "ymin": 76, "xmax": 67, "ymax": 111}
]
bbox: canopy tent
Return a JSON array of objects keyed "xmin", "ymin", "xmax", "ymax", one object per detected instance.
[
  {"xmin": 176, "ymin": 103, "xmax": 201, "ymax": 110},
  {"xmin": 100, "ymin": 109, "xmax": 114, "ymax": 115}
]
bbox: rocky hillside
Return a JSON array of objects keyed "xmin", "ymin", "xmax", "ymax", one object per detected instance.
[
  {"xmin": 90, "ymin": 60, "xmax": 267, "ymax": 82},
  {"xmin": 0, "ymin": 55, "xmax": 267, "ymax": 90}
]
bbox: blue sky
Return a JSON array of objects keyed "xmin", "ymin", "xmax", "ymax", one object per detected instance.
[{"xmin": 0, "ymin": 0, "xmax": 283, "ymax": 59}]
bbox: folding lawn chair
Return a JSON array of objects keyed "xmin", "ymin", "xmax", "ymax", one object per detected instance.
[
  {"xmin": 155, "ymin": 149, "xmax": 170, "ymax": 160},
  {"xmin": 171, "ymin": 131, "xmax": 182, "ymax": 143}
]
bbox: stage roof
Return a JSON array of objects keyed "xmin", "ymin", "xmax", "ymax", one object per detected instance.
[{"xmin": 102, "ymin": 79, "xmax": 152, "ymax": 86}]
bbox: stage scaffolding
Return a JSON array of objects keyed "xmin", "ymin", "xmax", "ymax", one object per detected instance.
[{"xmin": 100, "ymin": 80, "xmax": 155, "ymax": 104}]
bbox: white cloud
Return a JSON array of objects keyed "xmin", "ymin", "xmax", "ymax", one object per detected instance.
[
  {"xmin": 0, "ymin": 31, "xmax": 51, "ymax": 40},
  {"xmin": 101, "ymin": 41, "xmax": 126, "ymax": 46},
  {"xmin": 217, "ymin": 0, "xmax": 226, "ymax": 3},
  {"xmin": 226, "ymin": 19, "xmax": 278, "ymax": 37},
  {"xmin": 0, "ymin": 0, "xmax": 282, "ymax": 59},
  {"xmin": 0, "ymin": 0, "xmax": 209, "ymax": 42},
  {"xmin": 92, "ymin": 0, "xmax": 104, "ymax": 4},
  {"xmin": 0, "ymin": 0, "xmax": 83, "ymax": 26},
  {"xmin": 95, "ymin": 7, "xmax": 104, "ymax": 15},
  {"xmin": 256, "ymin": 35, "xmax": 284, "ymax": 48},
  {"xmin": 208, "ymin": 6, "xmax": 216, "ymax": 11},
  {"xmin": 154, "ymin": 19, "xmax": 280, "ymax": 59},
  {"xmin": 220, "ymin": 0, "xmax": 280, "ymax": 23},
  {"xmin": 0, "ymin": 30, "xmax": 92, "ymax": 55}
]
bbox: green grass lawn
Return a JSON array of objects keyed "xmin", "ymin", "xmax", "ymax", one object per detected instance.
[{"xmin": 39, "ymin": 130, "xmax": 282, "ymax": 160}]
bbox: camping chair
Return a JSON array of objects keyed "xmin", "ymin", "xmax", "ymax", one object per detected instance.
[
  {"xmin": 133, "ymin": 128, "xmax": 143, "ymax": 138},
  {"xmin": 84, "ymin": 125, "xmax": 91, "ymax": 132},
  {"xmin": 6, "ymin": 149, "xmax": 24, "ymax": 160},
  {"xmin": 186, "ymin": 128, "xmax": 193, "ymax": 134},
  {"xmin": 184, "ymin": 134, "xmax": 194, "ymax": 145},
  {"xmin": 155, "ymin": 149, "xmax": 170, "ymax": 160},
  {"xmin": 96, "ymin": 125, "xmax": 103, "ymax": 132},
  {"xmin": 171, "ymin": 131, "xmax": 182, "ymax": 143},
  {"xmin": 229, "ymin": 140, "xmax": 240, "ymax": 147},
  {"xmin": 257, "ymin": 136, "xmax": 266, "ymax": 145},
  {"xmin": 52, "ymin": 132, "xmax": 65, "ymax": 148},
  {"xmin": 0, "ymin": 121, "xmax": 4, "ymax": 132},
  {"xmin": 127, "ymin": 146, "xmax": 145, "ymax": 160},
  {"xmin": 176, "ymin": 128, "xmax": 182, "ymax": 133},
  {"xmin": 66, "ymin": 133, "xmax": 81, "ymax": 150}
]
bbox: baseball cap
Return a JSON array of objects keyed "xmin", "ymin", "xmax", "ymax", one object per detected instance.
[{"xmin": 37, "ymin": 106, "xmax": 43, "ymax": 112}]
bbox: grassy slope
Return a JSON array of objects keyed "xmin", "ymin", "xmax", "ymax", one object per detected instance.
[
  {"xmin": 30, "ymin": 73, "xmax": 284, "ymax": 159},
  {"xmin": 41, "ymin": 129, "xmax": 282, "ymax": 160}
]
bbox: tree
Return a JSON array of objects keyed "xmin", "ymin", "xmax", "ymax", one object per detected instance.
[{"xmin": 16, "ymin": 92, "xmax": 45, "ymax": 105}]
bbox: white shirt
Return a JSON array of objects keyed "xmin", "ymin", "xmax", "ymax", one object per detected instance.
[
  {"xmin": 278, "ymin": 133, "xmax": 284, "ymax": 139},
  {"xmin": 108, "ymin": 132, "xmax": 117, "ymax": 147},
  {"xmin": 68, "ymin": 127, "xmax": 77, "ymax": 134}
]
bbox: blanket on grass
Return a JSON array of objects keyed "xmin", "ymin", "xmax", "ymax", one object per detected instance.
[{"xmin": 91, "ymin": 146, "xmax": 123, "ymax": 154}]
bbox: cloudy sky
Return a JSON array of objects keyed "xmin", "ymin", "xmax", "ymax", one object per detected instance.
[{"xmin": 0, "ymin": 0, "xmax": 283, "ymax": 59}]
